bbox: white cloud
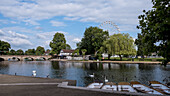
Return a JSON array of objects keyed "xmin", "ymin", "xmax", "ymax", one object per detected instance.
[
  {"xmin": 10, "ymin": 21, "xmax": 17, "ymax": 24},
  {"xmin": 0, "ymin": 29, "xmax": 33, "ymax": 50},
  {"xmin": 0, "ymin": 19, "xmax": 18, "ymax": 24},
  {"xmin": 0, "ymin": 29, "xmax": 5, "ymax": 36},
  {"xmin": 8, "ymin": 31, "xmax": 28, "ymax": 39},
  {"xmin": 24, "ymin": 19, "xmax": 40, "ymax": 25},
  {"xmin": 36, "ymin": 31, "xmax": 68, "ymax": 39},
  {"xmin": 36, "ymin": 34, "xmax": 47, "ymax": 39},
  {"xmin": 0, "ymin": 0, "xmax": 153, "ymax": 49},
  {"xmin": 0, "ymin": 0, "xmax": 152, "ymax": 29},
  {"xmin": 64, "ymin": 17, "xmax": 79, "ymax": 21},
  {"xmin": 10, "ymin": 38, "xmax": 32, "ymax": 47},
  {"xmin": 35, "ymin": 26, "xmax": 43, "ymax": 30},
  {"xmin": 72, "ymin": 38, "xmax": 81, "ymax": 43},
  {"xmin": 1, "ymin": 26, "xmax": 35, "ymax": 33},
  {"xmin": 35, "ymin": 31, "xmax": 69, "ymax": 49},
  {"xmin": 50, "ymin": 20, "xmax": 66, "ymax": 27}
]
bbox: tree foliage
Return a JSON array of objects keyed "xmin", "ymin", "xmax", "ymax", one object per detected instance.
[
  {"xmin": 16, "ymin": 49, "xmax": 24, "ymax": 55},
  {"xmin": 35, "ymin": 46, "xmax": 45, "ymax": 55},
  {"xmin": 25, "ymin": 49, "xmax": 35, "ymax": 55},
  {"xmin": 136, "ymin": 0, "xmax": 170, "ymax": 64},
  {"xmin": 49, "ymin": 32, "xmax": 66, "ymax": 55},
  {"xmin": 73, "ymin": 49, "xmax": 79, "ymax": 56},
  {"xmin": 66, "ymin": 44, "xmax": 71, "ymax": 50},
  {"xmin": 9, "ymin": 49, "xmax": 16, "ymax": 55},
  {"xmin": 0, "ymin": 40, "xmax": 11, "ymax": 54},
  {"xmin": 79, "ymin": 26, "xmax": 109, "ymax": 55},
  {"xmin": 81, "ymin": 49, "xmax": 87, "ymax": 60},
  {"xmin": 101, "ymin": 33, "xmax": 136, "ymax": 60},
  {"xmin": 135, "ymin": 33, "xmax": 149, "ymax": 58}
]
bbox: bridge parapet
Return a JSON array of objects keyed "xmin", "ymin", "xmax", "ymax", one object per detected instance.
[{"xmin": 0, "ymin": 55, "xmax": 52, "ymax": 61}]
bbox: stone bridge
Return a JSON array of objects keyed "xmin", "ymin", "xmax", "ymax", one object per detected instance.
[{"xmin": 0, "ymin": 55, "xmax": 52, "ymax": 61}]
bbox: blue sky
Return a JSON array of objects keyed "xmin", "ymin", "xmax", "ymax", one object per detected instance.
[{"xmin": 0, "ymin": 0, "xmax": 153, "ymax": 51}]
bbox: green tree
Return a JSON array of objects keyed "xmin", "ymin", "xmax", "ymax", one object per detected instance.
[
  {"xmin": 73, "ymin": 49, "xmax": 79, "ymax": 56},
  {"xmin": 25, "ymin": 49, "xmax": 35, "ymax": 55},
  {"xmin": 0, "ymin": 40, "xmax": 11, "ymax": 55},
  {"xmin": 81, "ymin": 49, "xmax": 87, "ymax": 60},
  {"xmin": 49, "ymin": 32, "xmax": 66, "ymax": 55},
  {"xmin": 101, "ymin": 33, "xmax": 136, "ymax": 60},
  {"xmin": 136, "ymin": 0, "xmax": 170, "ymax": 64},
  {"xmin": 79, "ymin": 26, "xmax": 109, "ymax": 55},
  {"xmin": 66, "ymin": 44, "xmax": 71, "ymax": 50},
  {"xmin": 9, "ymin": 49, "xmax": 16, "ymax": 55},
  {"xmin": 16, "ymin": 49, "xmax": 24, "ymax": 55},
  {"xmin": 135, "ymin": 33, "xmax": 147, "ymax": 59},
  {"xmin": 35, "ymin": 46, "xmax": 45, "ymax": 55}
]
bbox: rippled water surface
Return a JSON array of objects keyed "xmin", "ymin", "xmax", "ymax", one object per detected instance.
[{"xmin": 0, "ymin": 61, "xmax": 170, "ymax": 87}]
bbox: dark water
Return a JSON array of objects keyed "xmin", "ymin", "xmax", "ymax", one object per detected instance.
[{"xmin": 0, "ymin": 61, "xmax": 170, "ymax": 87}]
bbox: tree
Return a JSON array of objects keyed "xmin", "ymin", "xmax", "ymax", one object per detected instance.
[
  {"xmin": 79, "ymin": 26, "xmax": 109, "ymax": 55},
  {"xmin": 16, "ymin": 49, "xmax": 24, "ymax": 55},
  {"xmin": 136, "ymin": 0, "xmax": 170, "ymax": 64},
  {"xmin": 66, "ymin": 44, "xmax": 71, "ymax": 50},
  {"xmin": 135, "ymin": 33, "xmax": 147, "ymax": 59},
  {"xmin": 81, "ymin": 49, "xmax": 87, "ymax": 60},
  {"xmin": 73, "ymin": 49, "xmax": 80, "ymax": 56},
  {"xmin": 35, "ymin": 46, "xmax": 45, "ymax": 55},
  {"xmin": 9, "ymin": 49, "xmax": 16, "ymax": 55},
  {"xmin": 49, "ymin": 32, "xmax": 66, "ymax": 55},
  {"xmin": 101, "ymin": 33, "xmax": 136, "ymax": 60},
  {"xmin": 25, "ymin": 49, "xmax": 35, "ymax": 55},
  {"xmin": 0, "ymin": 40, "xmax": 11, "ymax": 55}
]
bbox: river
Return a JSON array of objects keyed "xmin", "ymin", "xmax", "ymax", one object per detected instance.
[{"xmin": 0, "ymin": 61, "xmax": 169, "ymax": 87}]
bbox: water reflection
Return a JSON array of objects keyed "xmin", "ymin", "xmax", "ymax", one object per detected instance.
[{"xmin": 0, "ymin": 61, "xmax": 170, "ymax": 87}]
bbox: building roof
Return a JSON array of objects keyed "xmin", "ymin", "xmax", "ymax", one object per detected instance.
[{"xmin": 61, "ymin": 49, "xmax": 75, "ymax": 53}]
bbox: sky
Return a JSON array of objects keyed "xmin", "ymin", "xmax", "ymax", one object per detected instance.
[{"xmin": 0, "ymin": 0, "xmax": 153, "ymax": 51}]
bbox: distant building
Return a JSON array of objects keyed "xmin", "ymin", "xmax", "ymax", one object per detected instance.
[
  {"xmin": 59, "ymin": 49, "xmax": 84, "ymax": 60},
  {"xmin": 59, "ymin": 49, "xmax": 75, "ymax": 56}
]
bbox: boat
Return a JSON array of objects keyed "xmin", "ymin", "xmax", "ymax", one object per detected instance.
[
  {"xmin": 130, "ymin": 81, "xmax": 163, "ymax": 95},
  {"xmin": 149, "ymin": 81, "xmax": 170, "ymax": 95},
  {"xmin": 101, "ymin": 82, "xmax": 118, "ymax": 91},
  {"xmin": 87, "ymin": 81, "xmax": 103, "ymax": 89},
  {"xmin": 118, "ymin": 82, "xmax": 137, "ymax": 93}
]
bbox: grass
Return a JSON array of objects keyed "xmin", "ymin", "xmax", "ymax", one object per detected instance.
[{"xmin": 103, "ymin": 57, "xmax": 164, "ymax": 62}]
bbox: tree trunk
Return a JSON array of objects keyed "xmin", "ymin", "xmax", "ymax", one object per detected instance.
[
  {"xmin": 94, "ymin": 51, "xmax": 97, "ymax": 56},
  {"xmin": 108, "ymin": 54, "xmax": 111, "ymax": 60},
  {"xmin": 83, "ymin": 55, "xmax": 85, "ymax": 60},
  {"xmin": 142, "ymin": 55, "xmax": 144, "ymax": 60},
  {"xmin": 119, "ymin": 55, "xmax": 122, "ymax": 61}
]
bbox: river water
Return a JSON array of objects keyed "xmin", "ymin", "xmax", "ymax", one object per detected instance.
[{"xmin": 0, "ymin": 61, "xmax": 170, "ymax": 87}]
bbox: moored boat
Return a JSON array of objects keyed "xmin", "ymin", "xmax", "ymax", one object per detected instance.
[
  {"xmin": 101, "ymin": 82, "xmax": 118, "ymax": 91},
  {"xmin": 130, "ymin": 81, "xmax": 163, "ymax": 95},
  {"xmin": 118, "ymin": 82, "xmax": 137, "ymax": 93},
  {"xmin": 149, "ymin": 81, "xmax": 170, "ymax": 95},
  {"xmin": 87, "ymin": 82, "xmax": 103, "ymax": 89},
  {"xmin": 87, "ymin": 80, "xmax": 103, "ymax": 89}
]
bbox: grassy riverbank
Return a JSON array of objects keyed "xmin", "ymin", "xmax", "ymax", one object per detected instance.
[{"xmin": 103, "ymin": 57, "xmax": 164, "ymax": 62}]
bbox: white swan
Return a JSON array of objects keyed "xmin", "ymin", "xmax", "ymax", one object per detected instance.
[
  {"xmin": 32, "ymin": 70, "xmax": 36, "ymax": 77},
  {"xmin": 105, "ymin": 76, "xmax": 108, "ymax": 83},
  {"xmin": 89, "ymin": 73, "xmax": 94, "ymax": 78}
]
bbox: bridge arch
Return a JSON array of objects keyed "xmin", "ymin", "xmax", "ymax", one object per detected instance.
[
  {"xmin": 24, "ymin": 57, "xmax": 34, "ymax": 61},
  {"xmin": 8, "ymin": 57, "xmax": 20, "ymax": 61},
  {"xmin": 0, "ymin": 58, "xmax": 5, "ymax": 61},
  {"xmin": 40, "ymin": 57, "xmax": 46, "ymax": 60}
]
